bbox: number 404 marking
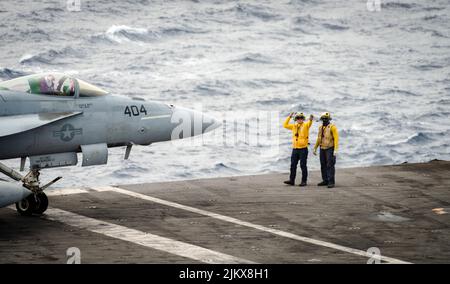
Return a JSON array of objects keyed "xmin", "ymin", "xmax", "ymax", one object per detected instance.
[{"xmin": 124, "ymin": 105, "xmax": 148, "ymax": 117}]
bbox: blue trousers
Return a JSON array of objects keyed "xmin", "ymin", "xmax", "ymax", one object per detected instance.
[
  {"xmin": 320, "ymin": 147, "xmax": 336, "ymax": 184},
  {"xmin": 290, "ymin": 148, "xmax": 308, "ymax": 184}
]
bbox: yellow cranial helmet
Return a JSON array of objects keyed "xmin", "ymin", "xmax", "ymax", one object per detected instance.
[
  {"xmin": 294, "ymin": 112, "xmax": 305, "ymax": 120},
  {"xmin": 320, "ymin": 112, "xmax": 331, "ymax": 120}
]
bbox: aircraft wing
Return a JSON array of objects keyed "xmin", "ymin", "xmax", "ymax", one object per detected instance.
[{"xmin": 0, "ymin": 112, "xmax": 82, "ymax": 138}]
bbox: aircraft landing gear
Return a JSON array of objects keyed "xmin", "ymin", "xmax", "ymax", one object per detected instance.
[
  {"xmin": 16, "ymin": 169, "xmax": 57, "ymax": 216},
  {"xmin": 15, "ymin": 194, "xmax": 35, "ymax": 216},
  {"xmin": 0, "ymin": 162, "xmax": 60, "ymax": 216},
  {"xmin": 34, "ymin": 192, "xmax": 49, "ymax": 214},
  {"xmin": 15, "ymin": 192, "xmax": 48, "ymax": 216}
]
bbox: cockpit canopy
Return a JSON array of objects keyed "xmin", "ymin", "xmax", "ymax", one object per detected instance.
[{"xmin": 0, "ymin": 73, "xmax": 109, "ymax": 97}]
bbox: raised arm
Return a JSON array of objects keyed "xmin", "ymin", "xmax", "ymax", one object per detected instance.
[
  {"xmin": 283, "ymin": 113, "xmax": 294, "ymax": 130},
  {"xmin": 306, "ymin": 114, "xmax": 314, "ymax": 129}
]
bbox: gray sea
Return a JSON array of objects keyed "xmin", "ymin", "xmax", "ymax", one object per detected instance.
[{"xmin": 1, "ymin": 0, "xmax": 449, "ymax": 187}]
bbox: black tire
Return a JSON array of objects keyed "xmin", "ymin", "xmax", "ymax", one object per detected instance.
[
  {"xmin": 34, "ymin": 192, "xmax": 48, "ymax": 214},
  {"xmin": 15, "ymin": 195, "xmax": 36, "ymax": 216}
]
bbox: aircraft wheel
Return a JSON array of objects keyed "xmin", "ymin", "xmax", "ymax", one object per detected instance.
[
  {"xmin": 34, "ymin": 192, "xmax": 48, "ymax": 214},
  {"xmin": 15, "ymin": 195, "xmax": 36, "ymax": 216}
]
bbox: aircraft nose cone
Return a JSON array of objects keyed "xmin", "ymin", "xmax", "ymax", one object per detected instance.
[
  {"xmin": 202, "ymin": 114, "xmax": 221, "ymax": 134},
  {"xmin": 170, "ymin": 107, "xmax": 221, "ymax": 139}
]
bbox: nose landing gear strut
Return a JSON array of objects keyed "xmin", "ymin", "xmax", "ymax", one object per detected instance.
[{"xmin": 0, "ymin": 163, "xmax": 61, "ymax": 215}]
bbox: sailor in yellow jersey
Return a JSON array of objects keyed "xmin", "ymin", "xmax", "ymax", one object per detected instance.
[
  {"xmin": 313, "ymin": 112, "xmax": 339, "ymax": 188},
  {"xmin": 283, "ymin": 112, "xmax": 314, "ymax": 187}
]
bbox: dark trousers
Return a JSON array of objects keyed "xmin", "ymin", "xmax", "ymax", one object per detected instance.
[
  {"xmin": 290, "ymin": 148, "xmax": 308, "ymax": 184},
  {"xmin": 320, "ymin": 147, "xmax": 336, "ymax": 184}
]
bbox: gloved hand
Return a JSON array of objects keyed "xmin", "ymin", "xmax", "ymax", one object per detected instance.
[
  {"xmin": 313, "ymin": 148, "xmax": 317, "ymax": 156},
  {"xmin": 333, "ymin": 151, "xmax": 337, "ymax": 157},
  {"xmin": 309, "ymin": 114, "xmax": 314, "ymax": 121}
]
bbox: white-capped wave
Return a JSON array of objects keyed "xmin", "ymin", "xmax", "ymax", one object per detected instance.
[
  {"xmin": 104, "ymin": 25, "xmax": 158, "ymax": 43},
  {"xmin": 105, "ymin": 25, "xmax": 154, "ymax": 43},
  {"xmin": 19, "ymin": 54, "xmax": 34, "ymax": 64}
]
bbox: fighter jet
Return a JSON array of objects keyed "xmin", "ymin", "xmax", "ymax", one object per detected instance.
[{"xmin": 0, "ymin": 73, "xmax": 220, "ymax": 215}]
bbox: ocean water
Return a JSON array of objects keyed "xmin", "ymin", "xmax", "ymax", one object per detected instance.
[{"xmin": 0, "ymin": 0, "xmax": 449, "ymax": 187}]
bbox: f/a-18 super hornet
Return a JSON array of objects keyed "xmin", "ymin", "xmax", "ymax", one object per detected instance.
[{"xmin": 0, "ymin": 73, "xmax": 220, "ymax": 215}]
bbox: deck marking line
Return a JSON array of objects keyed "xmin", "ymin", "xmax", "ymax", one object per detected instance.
[
  {"xmin": 92, "ymin": 186, "xmax": 411, "ymax": 264},
  {"xmin": 42, "ymin": 207, "xmax": 255, "ymax": 264},
  {"xmin": 46, "ymin": 188, "xmax": 89, "ymax": 196}
]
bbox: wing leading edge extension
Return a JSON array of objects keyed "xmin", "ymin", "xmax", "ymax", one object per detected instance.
[{"xmin": 0, "ymin": 112, "xmax": 83, "ymax": 138}]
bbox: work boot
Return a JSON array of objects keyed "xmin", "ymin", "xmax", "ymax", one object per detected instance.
[
  {"xmin": 327, "ymin": 183, "xmax": 335, "ymax": 188},
  {"xmin": 317, "ymin": 181, "xmax": 328, "ymax": 186},
  {"xmin": 284, "ymin": 180, "xmax": 294, "ymax": 186},
  {"xmin": 299, "ymin": 182, "xmax": 307, "ymax": 187}
]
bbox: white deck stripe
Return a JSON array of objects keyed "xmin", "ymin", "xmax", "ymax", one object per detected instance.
[
  {"xmin": 46, "ymin": 186, "xmax": 112, "ymax": 196},
  {"xmin": 93, "ymin": 186, "xmax": 411, "ymax": 264},
  {"xmin": 43, "ymin": 207, "xmax": 254, "ymax": 264},
  {"xmin": 46, "ymin": 188, "xmax": 89, "ymax": 196}
]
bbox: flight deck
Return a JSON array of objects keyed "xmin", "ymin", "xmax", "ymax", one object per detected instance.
[{"xmin": 0, "ymin": 160, "xmax": 449, "ymax": 264}]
